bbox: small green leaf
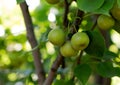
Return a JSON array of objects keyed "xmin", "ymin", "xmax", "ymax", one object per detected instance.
[
  {"xmin": 74, "ymin": 64, "xmax": 91, "ymax": 85},
  {"xmin": 85, "ymin": 30, "xmax": 106, "ymax": 57},
  {"xmin": 93, "ymin": 0, "xmax": 115, "ymax": 15},
  {"xmin": 96, "ymin": 62, "xmax": 120, "ymax": 78},
  {"xmin": 77, "ymin": 0, "xmax": 104, "ymax": 12},
  {"xmin": 102, "ymin": 50, "xmax": 118, "ymax": 60},
  {"xmin": 65, "ymin": 80, "xmax": 75, "ymax": 85},
  {"xmin": 16, "ymin": 0, "xmax": 25, "ymax": 4}
]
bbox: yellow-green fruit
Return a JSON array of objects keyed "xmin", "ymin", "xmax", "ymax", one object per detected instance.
[
  {"xmin": 46, "ymin": 0, "xmax": 59, "ymax": 4},
  {"xmin": 48, "ymin": 28, "xmax": 65, "ymax": 46},
  {"xmin": 60, "ymin": 41, "xmax": 78, "ymax": 57},
  {"xmin": 97, "ymin": 15, "xmax": 115, "ymax": 30},
  {"xmin": 71, "ymin": 32, "xmax": 90, "ymax": 50},
  {"xmin": 111, "ymin": 3, "xmax": 120, "ymax": 20}
]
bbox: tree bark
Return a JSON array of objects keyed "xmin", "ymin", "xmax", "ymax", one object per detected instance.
[{"xmin": 20, "ymin": 2, "xmax": 45, "ymax": 85}]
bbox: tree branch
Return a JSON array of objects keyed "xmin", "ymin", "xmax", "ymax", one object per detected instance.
[
  {"xmin": 19, "ymin": 2, "xmax": 45, "ymax": 85},
  {"xmin": 43, "ymin": 54, "xmax": 63, "ymax": 85},
  {"xmin": 63, "ymin": 0, "xmax": 70, "ymax": 27}
]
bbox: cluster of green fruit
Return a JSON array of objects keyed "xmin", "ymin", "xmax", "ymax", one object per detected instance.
[
  {"xmin": 46, "ymin": 0, "xmax": 120, "ymax": 57},
  {"xmin": 97, "ymin": 2, "xmax": 120, "ymax": 30},
  {"xmin": 48, "ymin": 28, "xmax": 90, "ymax": 57}
]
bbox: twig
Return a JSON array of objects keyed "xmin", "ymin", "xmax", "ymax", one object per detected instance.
[
  {"xmin": 72, "ymin": 10, "xmax": 84, "ymax": 33},
  {"xmin": 77, "ymin": 50, "xmax": 84, "ymax": 64},
  {"xmin": 19, "ymin": 2, "xmax": 45, "ymax": 85},
  {"xmin": 74, "ymin": 10, "xmax": 84, "ymax": 31},
  {"xmin": 43, "ymin": 54, "xmax": 63, "ymax": 85},
  {"xmin": 63, "ymin": 0, "xmax": 70, "ymax": 27}
]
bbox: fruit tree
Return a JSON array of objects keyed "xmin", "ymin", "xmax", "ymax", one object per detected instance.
[{"xmin": 1, "ymin": 0, "xmax": 120, "ymax": 85}]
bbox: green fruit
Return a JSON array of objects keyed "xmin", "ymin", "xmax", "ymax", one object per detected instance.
[
  {"xmin": 60, "ymin": 41, "xmax": 78, "ymax": 57},
  {"xmin": 46, "ymin": 0, "xmax": 59, "ymax": 4},
  {"xmin": 48, "ymin": 28, "xmax": 65, "ymax": 46},
  {"xmin": 97, "ymin": 15, "xmax": 115, "ymax": 30},
  {"xmin": 111, "ymin": 3, "xmax": 120, "ymax": 20},
  {"xmin": 71, "ymin": 32, "xmax": 90, "ymax": 50}
]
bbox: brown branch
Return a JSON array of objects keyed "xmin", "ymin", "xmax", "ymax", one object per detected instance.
[
  {"xmin": 19, "ymin": 2, "xmax": 45, "ymax": 85},
  {"xmin": 61, "ymin": 0, "xmax": 71, "ymax": 79},
  {"xmin": 63, "ymin": 0, "xmax": 70, "ymax": 27},
  {"xmin": 43, "ymin": 54, "xmax": 63, "ymax": 85}
]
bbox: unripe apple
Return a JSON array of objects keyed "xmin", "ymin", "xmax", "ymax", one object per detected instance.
[
  {"xmin": 60, "ymin": 41, "xmax": 78, "ymax": 57},
  {"xmin": 48, "ymin": 28, "xmax": 65, "ymax": 46},
  {"xmin": 46, "ymin": 0, "xmax": 59, "ymax": 4},
  {"xmin": 71, "ymin": 32, "xmax": 90, "ymax": 50},
  {"xmin": 97, "ymin": 15, "xmax": 115, "ymax": 30},
  {"xmin": 111, "ymin": 2, "xmax": 120, "ymax": 20}
]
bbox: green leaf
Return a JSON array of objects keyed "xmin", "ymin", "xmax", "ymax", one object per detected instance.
[
  {"xmin": 85, "ymin": 30, "xmax": 106, "ymax": 57},
  {"xmin": 77, "ymin": 0, "xmax": 104, "ymax": 12},
  {"xmin": 54, "ymin": 79, "xmax": 65, "ymax": 85},
  {"xmin": 117, "ymin": 0, "xmax": 120, "ymax": 7},
  {"xmin": 54, "ymin": 79, "xmax": 74, "ymax": 85},
  {"xmin": 74, "ymin": 64, "xmax": 91, "ymax": 85},
  {"xmin": 16, "ymin": 0, "xmax": 25, "ymax": 4},
  {"xmin": 102, "ymin": 50, "xmax": 118, "ymax": 60},
  {"xmin": 0, "ymin": 38, "xmax": 6, "ymax": 49},
  {"xmin": 65, "ymin": 80, "xmax": 75, "ymax": 85},
  {"xmin": 32, "ymin": 6, "xmax": 49, "ymax": 22},
  {"xmin": 96, "ymin": 62, "xmax": 120, "ymax": 78},
  {"xmin": 38, "ymin": 28, "xmax": 50, "ymax": 48},
  {"xmin": 93, "ymin": 0, "xmax": 115, "ymax": 15}
]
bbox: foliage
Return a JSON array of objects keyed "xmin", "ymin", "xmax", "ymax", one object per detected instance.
[{"xmin": 0, "ymin": 0, "xmax": 120, "ymax": 85}]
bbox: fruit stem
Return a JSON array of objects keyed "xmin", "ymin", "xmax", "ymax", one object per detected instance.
[
  {"xmin": 72, "ymin": 10, "xmax": 84, "ymax": 33},
  {"xmin": 43, "ymin": 54, "xmax": 63, "ymax": 85},
  {"xmin": 77, "ymin": 50, "xmax": 84, "ymax": 64}
]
